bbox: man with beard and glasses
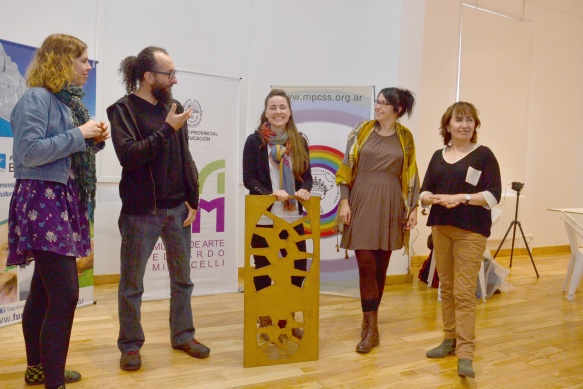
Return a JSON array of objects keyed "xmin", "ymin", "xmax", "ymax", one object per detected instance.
[{"xmin": 107, "ymin": 46, "xmax": 210, "ymax": 371}]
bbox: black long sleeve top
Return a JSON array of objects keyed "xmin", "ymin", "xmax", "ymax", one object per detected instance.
[{"xmin": 421, "ymin": 145, "xmax": 501, "ymax": 237}]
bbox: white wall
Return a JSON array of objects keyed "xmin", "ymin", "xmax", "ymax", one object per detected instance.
[
  {"xmin": 1, "ymin": 0, "xmax": 582, "ymax": 275},
  {"xmin": 412, "ymin": 0, "xmax": 583, "ymax": 258},
  {"xmin": 524, "ymin": 1, "xmax": 583, "ymax": 246},
  {"xmin": 0, "ymin": 1, "xmax": 98, "ymax": 50}
]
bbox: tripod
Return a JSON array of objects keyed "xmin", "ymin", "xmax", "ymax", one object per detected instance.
[{"xmin": 493, "ymin": 187, "xmax": 539, "ymax": 277}]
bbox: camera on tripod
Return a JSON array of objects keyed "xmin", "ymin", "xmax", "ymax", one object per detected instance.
[
  {"xmin": 494, "ymin": 180, "xmax": 539, "ymax": 277},
  {"xmin": 511, "ymin": 182, "xmax": 524, "ymax": 192}
]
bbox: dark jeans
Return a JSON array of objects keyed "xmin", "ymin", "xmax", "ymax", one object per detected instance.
[
  {"xmin": 117, "ymin": 204, "xmax": 195, "ymax": 352},
  {"xmin": 22, "ymin": 251, "xmax": 78, "ymax": 389},
  {"xmin": 251, "ymin": 224, "xmax": 307, "ymax": 291}
]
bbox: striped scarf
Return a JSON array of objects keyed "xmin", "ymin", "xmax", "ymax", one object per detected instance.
[{"xmin": 260, "ymin": 122, "xmax": 296, "ymax": 211}]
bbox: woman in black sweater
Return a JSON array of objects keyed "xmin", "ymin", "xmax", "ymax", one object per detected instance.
[{"xmin": 420, "ymin": 102, "xmax": 501, "ymax": 378}]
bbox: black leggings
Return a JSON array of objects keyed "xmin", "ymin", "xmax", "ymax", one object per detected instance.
[
  {"xmin": 22, "ymin": 251, "xmax": 79, "ymax": 389},
  {"xmin": 251, "ymin": 224, "xmax": 307, "ymax": 291},
  {"xmin": 355, "ymin": 249, "xmax": 392, "ymax": 312}
]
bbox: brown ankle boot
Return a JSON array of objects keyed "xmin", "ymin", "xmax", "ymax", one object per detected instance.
[
  {"xmin": 356, "ymin": 311, "xmax": 379, "ymax": 353},
  {"xmin": 372, "ymin": 311, "xmax": 379, "ymax": 344}
]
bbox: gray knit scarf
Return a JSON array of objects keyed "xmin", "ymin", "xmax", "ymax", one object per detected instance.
[{"xmin": 54, "ymin": 84, "xmax": 97, "ymax": 222}]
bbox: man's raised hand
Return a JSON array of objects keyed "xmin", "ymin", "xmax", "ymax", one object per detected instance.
[{"xmin": 165, "ymin": 103, "xmax": 193, "ymax": 131}]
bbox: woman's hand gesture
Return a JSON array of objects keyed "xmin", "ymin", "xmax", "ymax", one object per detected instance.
[
  {"xmin": 79, "ymin": 120, "xmax": 104, "ymax": 139},
  {"xmin": 93, "ymin": 121, "xmax": 110, "ymax": 143}
]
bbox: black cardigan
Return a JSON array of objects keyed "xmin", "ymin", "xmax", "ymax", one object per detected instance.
[{"xmin": 107, "ymin": 95, "xmax": 199, "ymax": 215}]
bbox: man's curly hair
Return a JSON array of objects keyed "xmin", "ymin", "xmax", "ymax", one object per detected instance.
[{"xmin": 119, "ymin": 46, "xmax": 168, "ymax": 94}]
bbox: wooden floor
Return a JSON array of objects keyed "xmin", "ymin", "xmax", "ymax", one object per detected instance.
[{"xmin": 1, "ymin": 252, "xmax": 582, "ymax": 388}]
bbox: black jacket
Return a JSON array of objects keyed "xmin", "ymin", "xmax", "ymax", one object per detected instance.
[
  {"xmin": 107, "ymin": 95, "xmax": 199, "ymax": 215},
  {"xmin": 242, "ymin": 131, "xmax": 312, "ymax": 211}
]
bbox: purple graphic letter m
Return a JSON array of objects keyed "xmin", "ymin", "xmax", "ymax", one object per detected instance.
[{"xmin": 191, "ymin": 197, "xmax": 225, "ymax": 233}]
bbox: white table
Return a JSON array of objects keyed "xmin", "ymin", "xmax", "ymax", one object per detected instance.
[
  {"xmin": 548, "ymin": 208, "xmax": 583, "ymax": 215},
  {"xmin": 548, "ymin": 208, "xmax": 583, "ymax": 300}
]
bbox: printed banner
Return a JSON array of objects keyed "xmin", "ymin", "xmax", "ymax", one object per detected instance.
[
  {"xmin": 0, "ymin": 39, "xmax": 97, "ymax": 327},
  {"xmin": 273, "ymin": 86, "xmax": 374, "ymax": 297},
  {"xmin": 142, "ymin": 71, "xmax": 240, "ymax": 300}
]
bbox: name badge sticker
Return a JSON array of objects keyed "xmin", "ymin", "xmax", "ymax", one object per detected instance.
[{"xmin": 466, "ymin": 167, "xmax": 481, "ymax": 186}]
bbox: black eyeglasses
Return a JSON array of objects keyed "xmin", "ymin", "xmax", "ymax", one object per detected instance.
[
  {"xmin": 374, "ymin": 99, "xmax": 391, "ymax": 108},
  {"xmin": 151, "ymin": 69, "xmax": 177, "ymax": 79}
]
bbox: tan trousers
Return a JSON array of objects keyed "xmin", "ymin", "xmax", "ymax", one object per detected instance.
[{"xmin": 432, "ymin": 225, "xmax": 487, "ymax": 360}]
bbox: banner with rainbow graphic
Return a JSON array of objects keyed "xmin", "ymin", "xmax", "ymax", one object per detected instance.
[
  {"xmin": 306, "ymin": 145, "xmax": 344, "ymax": 237},
  {"xmin": 274, "ymin": 86, "xmax": 374, "ymax": 296}
]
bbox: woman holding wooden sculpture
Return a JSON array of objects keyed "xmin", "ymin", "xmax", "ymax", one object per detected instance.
[
  {"xmin": 336, "ymin": 87, "xmax": 419, "ymax": 353},
  {"xmin": 242, "ymin": 88, "xmax": 313, "ymax": 340}
]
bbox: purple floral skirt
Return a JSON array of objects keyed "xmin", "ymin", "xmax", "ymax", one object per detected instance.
[{"xmin": 7, "ymin": 172, "xmax": 91, "ymax": 266}]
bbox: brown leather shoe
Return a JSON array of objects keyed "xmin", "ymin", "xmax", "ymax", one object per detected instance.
[
  {"xmin": 172, "ymin": 339, "xmax": 210, "ymax": 359},
  {"xmin": 120, "ymin": 350, "xmax": 141, "ymax": 371}
]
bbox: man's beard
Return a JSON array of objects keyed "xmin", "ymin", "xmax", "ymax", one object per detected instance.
[{"xmin": 152, "ymin": 82, "xmax": 172, "ymax": 105}]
